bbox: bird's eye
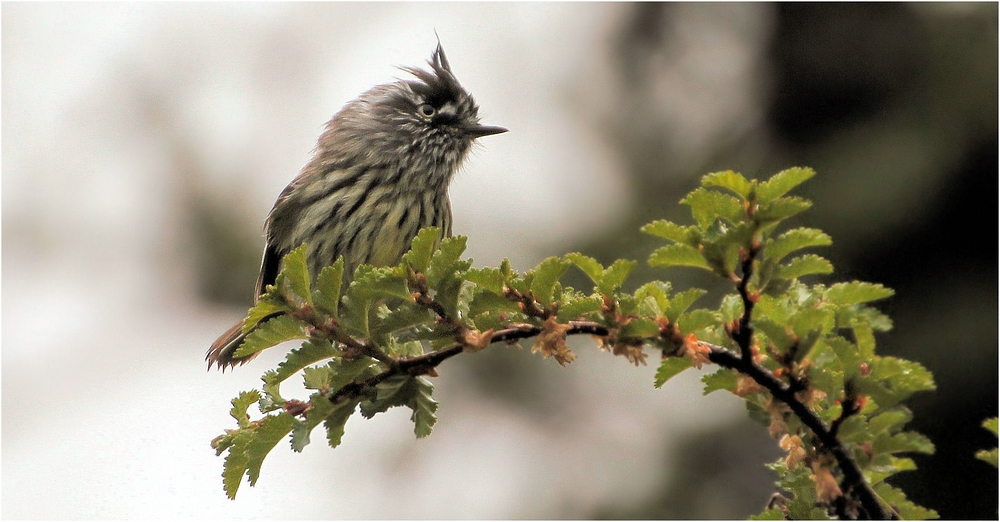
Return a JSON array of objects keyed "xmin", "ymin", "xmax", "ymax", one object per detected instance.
[{"xmin": 417, "ymin": 103, "xmax": 436, "ymax": 118}]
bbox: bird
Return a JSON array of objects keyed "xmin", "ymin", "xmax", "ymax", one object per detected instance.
[{"xmin": 207, "ymin": 41, "xmax": 506, "ymax": 370}]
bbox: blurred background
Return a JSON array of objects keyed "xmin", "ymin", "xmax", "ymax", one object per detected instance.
[{"xmin": 3, "ymin": 3, "xmax": 996, "ymax": 519}]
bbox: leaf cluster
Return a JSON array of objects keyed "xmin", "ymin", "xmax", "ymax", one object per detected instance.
[{"xmin": 211, "ymin": 168, "xmax": 939, "ymax": 520}]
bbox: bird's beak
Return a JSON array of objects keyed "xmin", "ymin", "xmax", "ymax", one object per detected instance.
[{"xmin": 465, "ymin": 124, "xmax": 508, "ymax": 138}]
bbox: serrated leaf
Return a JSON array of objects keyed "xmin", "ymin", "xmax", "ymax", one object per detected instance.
[
  {"xmin": 599, "ymin": 259, "xmax": 636, "ymax": 295},
  {"xmin": 230, "ymin": 390, "xmax": 262, "ymax": 429},
  {"xmin": 373, "ymin": 304, "xmax": 436, "ymax": 337},
  {"xmin": 682, "ymin": 187, "xmax": 745, "ymax": 228},
  {"xmin": 324, "ymin": 399, "xmax": 359, "ymax": 449},
  {"xmin": 619, "ymin": 317, "xmax": 660, "ymax": 340},
  {"xmin": 403, "ymin": 227, "xmax": 441, "ymax": 273},
  {"xmin": 530, "ymin": 256, "xmax": 571, "ymax": 305},
  {"xmin": 983, "ymin": 417, "xmax": 999, "ymax": 437},
  {"xmin": 767, "ymin": 228, "xmax": 832, "ymax": 263},
  {"xmin": 654, "ymin": 357, "xmax": 692, "ymax": 388},
  {"xmin": 702, "ymin": 170, "xmax": 752, "ymax": 198},
  {"xmin": 359, "ymin": 374, "xmax": 413, "ymax": 418},
  {"xmin": 665, "ymin": 288, "xmax": 707, "ymax": 322},
  {"xmin": 233, "ymin": 314, "xmax": 307, "ymax": 359},
  {"xmin": 244, "ymin": 413, "xmax": 295, "ymax": 487},
  {"xmin": 564, "ymin": 252, "xmax": 604, "ymax": 284},
  {"xmin": 268, "ymin": 338, "xmax": 340, "ymax": 385},
  {"xmin": 649, "ymin": 244, "xmax": 711, "ymax": 270},
  {"xmin": 874, "ymin": 431, "xmax": 935, "ymax": 455},
  {"xmin": 777, "ymin": 254, "xmax": 833, "ymax": 279},
  {"xmin": 641, "ymin": 220, "xmax": 697, "ymax": 247},
  {"xmin": 469, "ymin": 290, "xmax": 522, "ymax": 316},
  {"xmin": 312, "ymin": 257, "xmax": 345, "ymax": 316},
  {"xmin": 678, "ymin": 309, "xmax": 718, "ymax": 335},
  {"xmin": 754, "ymin": 319, "xmax": 796, "ymax": 352},
  {"xmin": 755, "ymin": 196, "xmax": 812, "ymax": 222},
  {"xmin": 349, "ymin": 265, "xmax": 412, "ymax": 301},
  {"xmin": 557, "ymin": 294, "xmax": 603, "ymax": 322},
  {"xmin": 279, "ymin": 244, "xmax": 312, "ymax": 305},
  {"xmin": 872, "ymin": 482, "xmax": 939, "ymax": 520},
  {"xmin": 719, "ymin": 294, "xmax": 743, "ymax": 324},
  {"xmin": 243, "ymin": 293, "xmax": 289, "ymax": 334},
  {"xmin": 825, "ymin": 282, "xmax": 894, "ymax": 306},
  {"xmin": 868, "ymin": 409, "xmax": 912, "ymax": 436},
  {"xmin": 757, "ymin": 167, "xmax": 815, "ymax": 203},
  {"xmin": 426, "ymin": 235, "xmax": 469, "ymax": 287},
  {"xmin": 851, "ymin": 318, "xmax": 876, "ymax": 361},
  {"xmin": 976, "ymin": 448, "xmax": 998, "ymax": 468},
  {"xmin": 702, "ymin": 368, "xmax": 739, "ymax": 395},
  {"xmin": 465, "ymin": 267, "xmax": 505, "ymax": 294},
  {"xmin": 290, "ymin": 394, "xmax": 338, "ymax": 452},
  {"xmin": 221, "ymin": 431, "xmax": 251, "ymax": 499},
  {"xmin": 410, "ymin": 377, "xmax": 438, "ymax": 438}
]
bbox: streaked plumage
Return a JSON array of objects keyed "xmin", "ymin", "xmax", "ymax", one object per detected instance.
[{"xmin": 207, "ymin": 43, "xmax": 505, "ymax": 370}]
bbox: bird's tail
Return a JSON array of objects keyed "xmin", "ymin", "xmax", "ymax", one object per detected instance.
[{"xmin": 206, "ymin": 321, "xmax": 257, "ymax": 371}]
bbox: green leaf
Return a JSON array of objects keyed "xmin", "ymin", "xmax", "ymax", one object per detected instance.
[
  {"xmin": 233, "ymin": 314, "xmax": 307, "ymax": 359},
  {"xmin": 349, "ymin": 265, "xmax": 412, "ymax": 301},
  {"xmin": 410, "ymin": 377, "xmax": 438, "ymax": 438},
  {"xmin": 530, "ymin": 256, "xmax": 571, "ymax": 305},
  {"xmin": 678, "ymin": 309, "xmax": 718, "ymax": 335},
  {"xmin": 702, "ymin": 170, "xmax": 752, "ymax": 199},
  {"xmin": 766, "ymin": 228, "xmax": 832, "ymax": 262},
  {"xmin": 754, "ymin": 319, "xmax": 795, "ymax": 352},
  {"xmin": 719, "ymin": 294, "xmax": 743, "ymax": 324},
  {"xmin": 243, "ymin": 293, "xmax": 288, "ymax": 334},
  {"xmin": 641, "ymin": 220, "xmax": 697, "ymax": 247},
  {"xmin": 312, "ymin": 257, "xmax": 345, "ymax": 316},
  {"xmin": 851, "ymin": 318, "xmax": 876, "ymax": 361},
  {"xmin": 469, "ymin": 289, "xmax": 522, "ymax": 316},
  {"xmin": 403, "ymin": 227, "xmax": 441, "ymax": 273},
  {"xmin": 599, "ymin": 259, "xmax": 636, "ymax": 295},
  {"xmin": 465, "ymin": 267, "xmax": 505, "ymax": 294},
  {"xmin": 874, "ymin": 431, "xmax": 935, "ymax": 455},
  {"xmin": 778, "ymin": 254, "xmax": 834, "ymax": 280},
  {"xmin": 373, "ymin": 304, "xmax": 436, "ymax": 337},
  {"xmin": 557, "ymin": 294, "xmax": 603, "ymax": 322},
  {"xmin": 634, "ymin": 281, "xmax": 671, "ymax": 315},
  {"xmin": 983, "ymin": 417, "xmax": 999, "ymax": 437},
  {"xmin": 619, "ymin": 317, "xmax": 660, "ymax": 340},
  {"xmin": 682, "ymin": 187, "xmax": 745, "ymax": 228},
  {"xmin": 649, "ymin": 244, "xmax": 711, "ymax": 271},
  {"xmin": 359, "ymin": 374, "xmax": 413, "ymax": 418},
  {"xmin": 426, "ymin": 235, "xmax": 469, "ymax": 287},
  {"xmin": 825, "ymin": 281, "xmax": 894, "ymax": 306},
  {"xmin": 290, "ymin": 394, "xmax": 338, "ymax": 452},
  {"xmin": 976, "ymin": 448, "xmax": 998, "ymax": 468},
  {"xmin": 260, "ymin": 338, "xmax": 341, "ymax": 411},
  {"xmin": 244, "ymin": 413, "xmax": 294, "ymax": 489},
  {"xmin": 279, "ymin": 244, "xmax": 312, "ymax": 305},
  {"xmin": 872, "ymin": 482, "xmax": 939, "ymax": 520},
  {"xmin": 868, "ymin": 409, "xmax": 912, "ymax": 436},
  {"xmin": 230, "ymin": 390, "xmax": 261, "ymax": 429},
  {"xmin": 755, "ymin": 196, "xmax": 812, "ymax": 222},
  {"xmin": 564, "ymin": 252, "xmax": 604, "ymax": 284},
  {"xmin": 654, "ymin": 357, "xmax": 692, "ymax": 388},
  {"xmin": 665, "ymin": 288, "xmax": 707, "ymax": 322},
  {"xmin": 324, "ymin": 399, "xmax": 359, "ymax": 449},
  {"xmin": 756, "ymin": 167, "xmax": 815, "ymax": 203},
  {"xmin": 702, "ymin": 368, "xmax": 739, "ymax": 395}
]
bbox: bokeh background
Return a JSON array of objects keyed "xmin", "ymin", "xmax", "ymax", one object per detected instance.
[{"xmin": 3, "ymin": 3, "xmax": 996, "ymax": 519}]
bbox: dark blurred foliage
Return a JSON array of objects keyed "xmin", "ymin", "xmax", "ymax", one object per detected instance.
[{"xmin": 581, "ymin": 3, "xmax": 997, "ymax": 519}]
